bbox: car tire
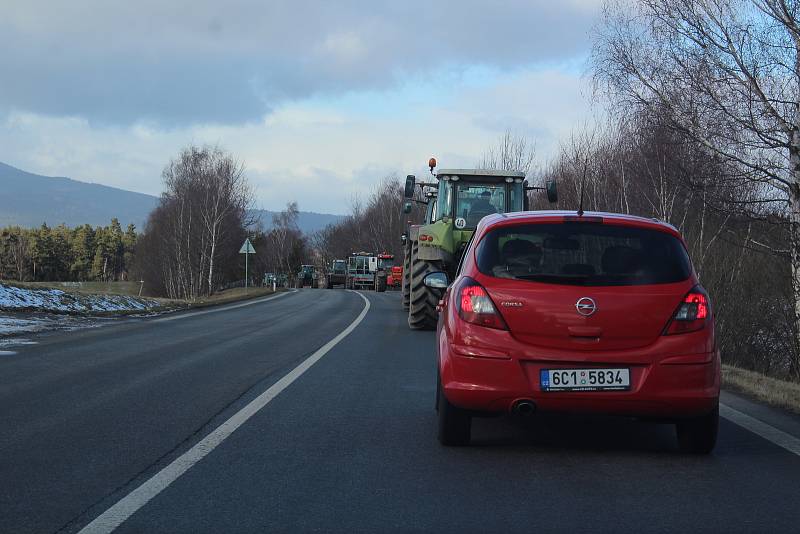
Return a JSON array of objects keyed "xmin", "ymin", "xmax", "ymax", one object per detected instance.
[
  {"xmin": 676, "ymin": 406, "xmax": 719, "ymax": 454},
  {"xmin": 437, "ymin": 380, "xmax": 471, "ymax": 446},
  {"xmin": 408, "ymin": 240, "xmax": 439, "ymax": 330}
]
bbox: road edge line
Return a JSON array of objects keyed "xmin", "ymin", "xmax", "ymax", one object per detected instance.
[
  {"xmin": 152, "ymin": 290, "xmax": 295, "ymax": 323},
  {"xmin": 78, "ymin": 291, "xmax": 370, "ymax": 534},
  {"xmin": 720, "ymin": 402, "xmax": 800, "ymax": 456}
]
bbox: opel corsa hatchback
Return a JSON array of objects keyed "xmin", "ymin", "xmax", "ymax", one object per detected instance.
[{"xmin": 428, "ymin": 211, "xmax": 720, "ymax": 453}]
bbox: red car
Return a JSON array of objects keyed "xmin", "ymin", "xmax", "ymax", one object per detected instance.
[{"xmin": 426, "ymin": 211, "xmax": 720, "ymax": 453}]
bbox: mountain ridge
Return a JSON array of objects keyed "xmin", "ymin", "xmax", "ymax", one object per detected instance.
[{"xmin": 0, "ymin": 162, "xmax": 342, "ymax": 233}]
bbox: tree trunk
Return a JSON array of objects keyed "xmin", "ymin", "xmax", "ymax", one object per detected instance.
[
  {"xmin": 207, "ymin": 226, "xmax": 217, "ymax": 297},
  {"xmin": 789, "ymin": 129, "xmax": 800, "ymax": 379}
]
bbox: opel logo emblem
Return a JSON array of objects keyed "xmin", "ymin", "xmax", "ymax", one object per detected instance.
[{"xmin": 576, "ymin": 297, "xmax": 597, "ymax": 316}]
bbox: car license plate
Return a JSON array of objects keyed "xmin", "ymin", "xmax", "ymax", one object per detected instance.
[{"xmin": 540, "ymin": 368, "xmax": 630, "ymax": 392}]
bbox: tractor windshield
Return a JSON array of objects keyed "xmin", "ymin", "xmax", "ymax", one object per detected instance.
[
  {"xmin": 455, "ymin": 184, "xmax": 507, "ymax": 227},
  {"xmin": 332, "ymin": 261, "xmax": 346, "ymax": 273},
  {"xmin": 378, "ymin": 257, "xmax": 394, "ymax": 269}
]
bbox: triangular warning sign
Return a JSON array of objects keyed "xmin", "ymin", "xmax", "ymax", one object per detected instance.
[{"xmin": 239, "ymin": 238, "xmax": 256, "ymax": 254}]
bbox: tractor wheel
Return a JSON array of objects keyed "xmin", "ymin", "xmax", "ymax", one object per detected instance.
[
  {"xmin": 408, "ymin": 240, "xmax": 439, "ymax": 330},
  {"xmin": 327, "ymin": 277, "xmax": 333, "ymax": 289},
  {"xmin": 376, "ymin": 276, "xmax": 387, "ymax": 292},
  {"xmin": 401, "ymin": 246, "xmax": 411, "ymax": 311}
]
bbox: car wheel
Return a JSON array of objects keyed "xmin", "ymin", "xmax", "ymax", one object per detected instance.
[
  {"xmin": 676, "ymin": 406, "xmax": 718, "ymax": 454},
  {"xmin": 437, "ymin": 380, "xmax": 471, "ymax": 446}
]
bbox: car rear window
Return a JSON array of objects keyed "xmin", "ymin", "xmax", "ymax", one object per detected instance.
[{"xmin": 476, "ymin": 222, "xmax": 692, "ymax": 286}]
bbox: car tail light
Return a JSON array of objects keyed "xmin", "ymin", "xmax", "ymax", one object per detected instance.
[
  {"xmin": 457, "ymin": 277, "xmax": 508, "ymax": 330},
  {"xmin": 663, "ymin": 286, "xmax": 710, "ymax": 335}
]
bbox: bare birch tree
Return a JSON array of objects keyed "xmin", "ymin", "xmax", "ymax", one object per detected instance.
[
  {"xmin": 140, "ymin": 145, "xmax": 251, "ymax": 300},
  {"xmin": 592, "ymin": 0, "xmax": 800, "ymax": 369},
  {"xmin": 478, "ymin": 130, "xmax": 536, "ymax": 175}
]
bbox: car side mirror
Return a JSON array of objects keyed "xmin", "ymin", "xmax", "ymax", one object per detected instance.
[
  {"xmin": 403, "ymin": 201, "xmax": 412, "ymax": 214},
  {"xmin": 404, "ymin": 175, "xmax": 416, "ymax": 198},
  {"xmin": 423, "ymin": 271, "xmax": 449, "ymax": 289},
  {"xmin": 546, "ymin": 180, "xmax": 558, "ymax": 203}
]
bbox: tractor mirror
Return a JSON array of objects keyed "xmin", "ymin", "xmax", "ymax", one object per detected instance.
[
  {"xmin": 401, "ymin": 233, "xmax": 407, "ymax": 245},
  {"xmin": 546, "ymin": 180, "xmax": 558, "ymax": 203},
  {"xmin": 404, "ymin": 175, "xmax": 416, "ymax": 198},
  {"xmin": 423, "ymin": 271, "xmax": 449, "ymax": 289},
  {"xmin": 403, "ymin": 201, "xmax": 412, "ymax": 214}
]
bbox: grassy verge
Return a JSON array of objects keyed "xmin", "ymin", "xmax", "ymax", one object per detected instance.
[
  {"xmin": 180, "ymin": 286, "xmax": 284, "ymax": 309},
  {"xmin": 1, "ymin": 280, "xmax": 286, "ymax": 317},
  {"xmin": 3, "ymin": 280, "xmax": 144, "ymax": 296},
  {"xmin": 722, "ymin": 364, "xmax": 800, "ymax": 415},
  {"xmin": 90, "ymin": 287, "xmax": 284, "ymax": 316}
]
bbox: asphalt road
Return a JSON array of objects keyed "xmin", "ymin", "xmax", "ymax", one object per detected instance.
[{"xmin": 2, "ymin": 289, "xmax": 800, "ymax": 533}]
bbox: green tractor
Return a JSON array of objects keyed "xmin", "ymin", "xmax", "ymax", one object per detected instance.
[
  {"xmin": 401, "ymin": 160, "xmax": 557, "ymax": 329},
  {"xmin": 401, "ymin": 187, "xmax": 438, "ymax": 312}
]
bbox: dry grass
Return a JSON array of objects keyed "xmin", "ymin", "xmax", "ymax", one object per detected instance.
[
  {"xmin": 3, "ymin": 280, "xmax": 144, "ymax": 296},
  {"xmin": 1, "ymin": 280, "xmax": 283, "ymax": 315},
  {"xmin": 722, "ymin": 364, "xmax": 800, "ymax": 415},
  {"xmin": 183, "ymin": 286, "xmax": 281, "ymax": 308}
]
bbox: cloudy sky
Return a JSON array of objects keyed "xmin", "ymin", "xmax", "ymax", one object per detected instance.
[{"xmin": 0, "ymin": 1, "xmax": 603, "ymax": 214}]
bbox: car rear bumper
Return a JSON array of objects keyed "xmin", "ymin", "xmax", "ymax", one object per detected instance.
[{"xmin": 439, "ymin": 338, "xmax": 720, "ymax": 419}]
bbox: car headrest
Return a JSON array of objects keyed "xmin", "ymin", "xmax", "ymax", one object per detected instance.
[
  {"xmin": 561, "ymin": 263, "xmax": 596, "ymax": 276},
  {"xmin": 602, "ymin": 246, "xmax": 642, "ymax": 275},
  {"xmin": 501, "ymin": 239, "xmax": 541, "ymax": 259}
]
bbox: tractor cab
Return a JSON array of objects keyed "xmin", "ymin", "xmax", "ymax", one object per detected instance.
[
  {"xmin": 435, "ymin": 169, "xmax": 527, "ymax": 230},
  {"xmin": 331, "ymin": 259, "xmax": 347, "ymax": 274},
  {"xmin": 377, "ymin": 253, "xmax": 395, "ymax": 270}
]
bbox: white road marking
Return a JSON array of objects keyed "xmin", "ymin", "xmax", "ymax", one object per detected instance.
[
  {"xmin": 0, "ymin": 350, "xmax": 17, "ymax": 355},
  {"xmin": 152, "ymin": 290, "xmax": 294, "ymax": 323},
  {"xmin": 78, "ymin": 291, "xmax": 370, "ymax": 534},
  {"xmin": 720, "ymin": 403, "xmax": 800, "ymax": 457}
]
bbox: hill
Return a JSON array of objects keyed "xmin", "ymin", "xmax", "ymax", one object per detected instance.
[
  {"xmin": 0, "ymin": 162, "xmax": 342, "ymax": 233},
  {"xmin": 0, "ymin": 162, "xmax": 158, "ymax": 229}
]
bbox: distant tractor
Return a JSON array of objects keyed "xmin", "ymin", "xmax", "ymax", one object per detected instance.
[
  {"xmin": 402, "ymin": 159, "xmax": 557, "ymax": 329},
  {"xmin": 346, "ymin": 252, "xmax": 377, "ymax": 290},
  {"xmin": 379, "ymin": 252, "xmax": 402, "ymax": 291},
  {"xmin": 296, "ymin": 264, "xmax": 319, "ymax": 289},
  {"xmin": 326, "ymin": 259, "xmax": 347, "ymax": 289},
  {"xmin": 375, "ymin": 253, "xmax": 396, "ymax": 292}
]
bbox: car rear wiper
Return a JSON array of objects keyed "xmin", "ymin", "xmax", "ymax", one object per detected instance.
[{"xmin": 513, "ymin": 274, "xmax": 591, "ymax": 285}]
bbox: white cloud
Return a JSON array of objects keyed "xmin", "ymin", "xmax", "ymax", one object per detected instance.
[
  {"xmin": 0, "ymin": 1, "xmax": 601, "ymax": 124},
  {"xmin": 0, "ymin": 65, "xmax": 598, "ymax": 214}
]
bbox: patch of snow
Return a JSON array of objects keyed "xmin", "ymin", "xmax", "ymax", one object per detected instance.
[
  {"xmin": 0, "ymin": 314, "xmax": 106, "ymax": 339},
  {"xmin": 0, "ymin": 284, "xmax": 160, "ymax": 313}
]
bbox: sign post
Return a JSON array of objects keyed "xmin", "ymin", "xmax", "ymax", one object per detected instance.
[{"xmin": 239, "ymin": 238, "xmax": 256, "ymax": 292}]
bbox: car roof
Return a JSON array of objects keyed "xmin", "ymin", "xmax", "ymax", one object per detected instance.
[
  {"xmin": 437, "ymin": 169, "xmax": 526, "ymax": 179},
  {"xmin": 477, "ymin": 210, "xmax": 682, "ymax": 237}
]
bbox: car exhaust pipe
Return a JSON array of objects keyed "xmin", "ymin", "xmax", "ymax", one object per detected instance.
[{"xmin": 512, "ymin": 400, "xmax": 537, "ymax": 416}]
